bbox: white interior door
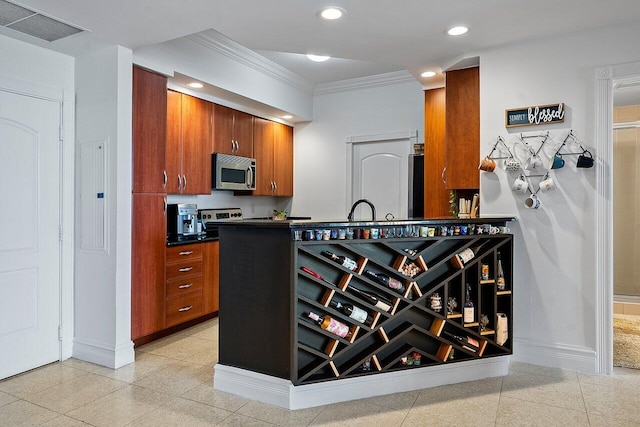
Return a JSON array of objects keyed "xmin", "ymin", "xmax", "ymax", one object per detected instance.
[
  {"xmin": 0, "ymin": 89, "xmax": 61, "ymax": 379},
  {"xmin": 352, "ymin": 139, "xmax": 411, "ymax": 220}
]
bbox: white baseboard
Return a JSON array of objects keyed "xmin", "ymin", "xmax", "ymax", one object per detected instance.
[
  {"xmin": 72, "ymin": 338, "xmax": 135, "ymax": 369},
  {"xmin": 512, "ymin": 338, "xmax": 596, "ymax": 373},
  {"xmin": 214, "ymin": 357, "xmax": 510, "ymax": 410}
]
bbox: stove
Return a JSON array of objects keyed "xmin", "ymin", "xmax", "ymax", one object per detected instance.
[{"xmin": 198, "ymin": 208, "xmax": 243, "ymax": 238}]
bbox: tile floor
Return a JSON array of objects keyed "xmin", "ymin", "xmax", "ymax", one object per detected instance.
[{"xmin": 1, "ymin": 318, "xmax": 640, "ymax": 426}]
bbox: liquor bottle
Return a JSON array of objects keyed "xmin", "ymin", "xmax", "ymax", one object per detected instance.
[
  {"xmin": 364, "ymin": 270, "xmax": 406, "ymax": 294},
  {"xmin": 329, "ymin": 300, "xmax": 373, "ymax": 325},
  {"xmin": 308, "ymin": 312, "xmax": 352, "ymax": 339},
  {"xmin": 346, "ymin": 285, "xmax": 393, "ymax": 312},
  {"xmin": 463, "ymin": 283, "xmax": 475, "ymax": 323},
  {"xmin": 321, "ymin": 250, "xmax": 358, "ymax": 271},
  {"xmin": 496, "ymin": 253, "xmax": 506, "ymax": 291},
  {"xmin": 443, "ymin": 331, "xmax": 480, "ymax": 352},
  {"xmin": 451, "ymin": 242, "xmax": 487, "ymax": 269}
]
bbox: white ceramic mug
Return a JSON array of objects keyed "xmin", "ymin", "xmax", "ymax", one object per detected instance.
[
  {"xmin": 512, "ymin": 175, "xmax": 528, "ymax": 193},
  {"xmin": 504, "ymin": 157, "xmax": 521, "ymax": 171},
  {"xmin": 525, "ymin": 154, "xmax": 543, "ymax": 171},
  {"xmin": 524, "ymin": 194, "xmax": 541, "ymax": 209},
  {"xmin": 538, "ymin": 176, "xmax": 557, "ymax": 192}
]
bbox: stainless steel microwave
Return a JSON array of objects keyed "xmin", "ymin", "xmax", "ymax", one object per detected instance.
[{"xmin": 212, "ymin": 153, "xmax": 256, "ymax": 191}]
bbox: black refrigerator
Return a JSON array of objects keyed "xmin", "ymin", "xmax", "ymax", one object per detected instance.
[{"xmin": 408, "ymin": 154, "xmax": 424, "ymax": 218}]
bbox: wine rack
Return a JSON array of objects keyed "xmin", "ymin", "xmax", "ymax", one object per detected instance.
[{"xmin": 294, "ymin": 233, "xmax": 512, "ymax": 385}]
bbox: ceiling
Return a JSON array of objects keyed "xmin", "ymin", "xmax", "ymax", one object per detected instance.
[{"xmin": 3, "ymin": 0, "xmax": 640, "ymax": 90}]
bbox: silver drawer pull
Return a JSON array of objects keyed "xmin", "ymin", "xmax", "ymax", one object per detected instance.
[
  {"xmin": 178, "ymin": 251, "xmax": 193, "ymax": 256},
  {"xmin": 178, "ymin": 283, "xmax": 193, "ymax": 289},
  {"xmin": 178, "ymin": 267, "xmax": 193, "ymax": 272},
  {"xmin": 178, "ymin": 305, "xmax": 192, "ymax": 312}
]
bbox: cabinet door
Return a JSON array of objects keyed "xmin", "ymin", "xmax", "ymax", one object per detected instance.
[
  {"xmin": 131, "ymin": 193, "xmax": 166, "ymax": 340},
  {"xmin": 132, "ymin": 66, "xmax": 167, "ymax": 193},
  {"xmin": 212, "ymin": 104, "xmax": 234, "ymax": 155},
  {"xmin": 445, "ymin": 67, "xmax": 479, "ymax": 189},
  {"xmin": 252, "ymin": 117, "xmax": 275, "ymax": 196},
  {"xmin": 181, "ymin": 94, "xmax": 212, "ymax": 194},
  {"xmin": 166, "ymin": 90, "xmax": 182, "ymax": 194},
  {"xmin": 424, "ymin": 88, "xmax": 450, "ymax": 216},
  {"xmin": 273, "ymin": 122, "xmax": 293, "ymax": 196},
  {"xmin": 203, "ymin": 241, "xmax": 220, "ymax": 314},
  {"xmin": 233, "ymin": 110, "xmax": 254, "ymax": 158}
]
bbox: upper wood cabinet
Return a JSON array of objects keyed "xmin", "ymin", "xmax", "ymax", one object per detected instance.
[
  {"xmin": 166, "ymin": 90, "xmax": 212, "ymax": 195},
  {"xmin": 444, "ymin": 67, "xmax": 479, "ymax": 189},
  {"xmin": 252, "ymin": 118, "xmax": 293, "ymax": 196},
  {"xmin": 212, "ymin": 104, "xmax": 254, "ymax": 158},
  {"xmin": 132, "ymin": 66, "xmax": 167, "ymax": 193},
  {"xmin": 424, "ymin": 87, "xmax": 450, "ymax": 217}
]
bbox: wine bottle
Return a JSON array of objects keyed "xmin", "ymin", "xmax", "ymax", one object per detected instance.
[
  {"xmin": 463, "ymin": 283, "xmax": 475, "ymax": 323},
  {"xmin": 451, "ymin": 242, "xmax": 487, "ymax": 269},
  {"xmin": 496, "ymin": 253, "xmax": 506, "ymax": 291},
  {"xmin": 364, "ymin": 270, "xmax": 406, "ymax": 293},
  {"xmin": 321, "ymin": 250, "xmax": 358, "ymax": 271},
  {"xmin": 329, "ymin": 300, "xmax": 373, "ymax": 325},
  {"xmin": 443, "ymin": 331, "xmax": 480, "ymax": 352},
  {"xmin": 308, "ymin": 312, "xmax": 352, "ymax": 339},
  {"xmin": 346, "ymin": 285, "xmax": 393, "ymax": 312}
]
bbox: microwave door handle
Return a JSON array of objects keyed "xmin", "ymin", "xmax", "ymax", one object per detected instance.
[{"xmin": 247, "ymin": 167, "xmax": 254, "ymax": 189}]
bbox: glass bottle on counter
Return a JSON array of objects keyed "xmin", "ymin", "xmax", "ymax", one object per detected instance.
[
  {"xmin": 496, "ymin": 252, "xmax": 506, "ymax": 291},
  {"xmin": 308, "ymin": 312, "xmax": 352, "ymax": 339},
  {"xmin": 321, "ymin": 250, "xmax": 358, "ymax": 271},
  {"xmin": 364, "ymin": 270, "xmax": 406, "ymax": 294},
  {"xmin": 463, "ymin": 283, "xmax": 475, "ymax": 323},
  {"xmin": 346, "ymin": 285, "xmax": 393, "ymax": 312},
  {"xmin": 329, "ymin": 300, "xmax": 373, "ymax": 325}
]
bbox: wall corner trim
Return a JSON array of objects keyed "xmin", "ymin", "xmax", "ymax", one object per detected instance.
[{"xmin": 72, "ymin": 338, "xmax": 134, "ymax": 369}]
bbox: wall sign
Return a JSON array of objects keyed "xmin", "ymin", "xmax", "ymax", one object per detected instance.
[{"xmin": 505, "ymin": 103, "xmax": 565, "ymax": 128}]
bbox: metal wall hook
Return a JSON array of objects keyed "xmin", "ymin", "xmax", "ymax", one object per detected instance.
[{"xmin": 486, "ymin": 136, "xmax": 514, "ymax": 160}]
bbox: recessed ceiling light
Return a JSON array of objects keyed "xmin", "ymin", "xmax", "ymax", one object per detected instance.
[
  {"xmin": 188, "ymin": 82, "xmax": 204, "ymax": 88},
  {"xmin": 447, "ymin": 26, "xmax": 468, "ymax": 36},
  {"xmin": 421, "ymin": 71, "xmax": 437, "ymax": 78},
  {"xmin": 320, "ymin": 7, "xmax": 345, "ymax": 20},
  {"xmin": 307, "ymin": 54, "xmax": 330, "ymax": 62},
  {"xmin": 282, "ymin": 115, "xmax": 293, "ymax": 119}
]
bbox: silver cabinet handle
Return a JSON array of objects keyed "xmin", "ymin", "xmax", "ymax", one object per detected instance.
[
  {"xmin": 178, "ymin": 250, "xmax": 193, "ymax": 256},
  {"xmin": 274, "ymin": 181, "xmax": 277, "ymax": 194},
  {"xmin": 178, "ymin": 283, "xmax": 193, "ymax": 289},
  {"xmin": 177, "ymin": 174, "xmax": 182, "ymax": 191},
  {"xmin": 178, "ymin": 306, "xmax": 192, "ymax": 312},
  {"xmin": 163, "ymin": 197, "xmax": 167, "ymax": 216},
  {"xmin": 178, "ymin": 267, "xmax": 193, "ymax": 272},
  {"xmin": 183, "ymin": 174, "xmax": 187, "ymax": 191},
  {"xmin": 163, "ymin": 170, "xmax": 167, "ymax": 189},
  {"xmin": 441, "ymin": 167, "xmax": 447, "ymax": 185},
  {"xmin": 234, "ymin": 140, "xmax": 239, "ymax": 154}
]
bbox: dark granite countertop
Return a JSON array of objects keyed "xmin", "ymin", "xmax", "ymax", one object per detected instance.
[{"xmin": 166, "ymin": 235, "xmax": 219, "ymax": 247}]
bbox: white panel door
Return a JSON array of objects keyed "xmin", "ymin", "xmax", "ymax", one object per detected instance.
[
  {"xmin": 0, "ymin": 89, "xmax": 61, "ymax": 379},
  {"xmin": 352, "ymin": 139, "xmax": 410, "ymax": 220}
]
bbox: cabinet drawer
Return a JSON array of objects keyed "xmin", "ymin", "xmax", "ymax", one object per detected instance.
[
  {"xmin": 166, "ymin": 259, "xmax": 203, "ymax": 280},
  {"xmin": 166, "ymin": 275, "xmax": 203, "ymax": 298},
  {"xmin": 165, "ymin": 290, "xmax": 203, "ymax": 327},
  {"xmin": 166, "ymin": 245, "xmax": 203, "ymax": 264}
]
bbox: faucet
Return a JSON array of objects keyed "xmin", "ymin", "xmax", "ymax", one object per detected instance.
[{"xmin": 347, "ymin": 199, "xmax": 376, "ymax": 221}]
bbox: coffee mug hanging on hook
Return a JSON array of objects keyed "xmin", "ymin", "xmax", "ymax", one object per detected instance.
[{"xmin": 577, "ymin": 150, "xmax": 594, "ymax": 168}]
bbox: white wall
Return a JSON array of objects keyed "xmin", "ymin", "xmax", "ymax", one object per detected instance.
[
  {"xmin": 292, "ymin": 78, "xmax": 424, "ymax": 220},
  {"xmin": 0, "ymin": 34, "xmax": 76, "ymax": 359},
  {"xmin": 479, "ymin": 21, "xmax": 640, "ymax": 371},
  {"xmin": 74, "ymin": 46, "xmax": 134, "ymax": 368}
]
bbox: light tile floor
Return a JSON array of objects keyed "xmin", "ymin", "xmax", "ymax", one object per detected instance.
[{"xmin": 2, "ymin": 318, "xmax": 640, "ymax": 426}]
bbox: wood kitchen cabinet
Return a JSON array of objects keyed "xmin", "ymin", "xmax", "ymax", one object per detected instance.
[
  {"xmin": 444, "ymin": 66, "xmax": 479, "ymax": 189},
  {"xmin": 424, "ymin": 87, "xmax": 450, "ymax": 217},
  {"xmin": 252, "ymin": 118, "xmax": 293, "ymax": 196},
  {"xmin": 212, "ymin": 103, "xmax": 254, "ymax": 157},
  {"xmin": 133, "ymin": 66, "xmax": 167, "ymax": 193},
  {"xmin": 202, "ymin": 241, "xmax": 219, "ymax": 314},
  {"xmin": 131, "ymin": 193, "xmax": 166, "ymax": 340},
  {"xmin": 166, "ymin": 90, "xmax": 212, "ymax": 195}
]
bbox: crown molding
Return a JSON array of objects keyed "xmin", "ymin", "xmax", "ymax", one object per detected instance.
[
  {"xmin": 187, "ymin": 30, "xmax": 315, "ymax": 95},
  {"xmin": 314, "ymin": 70, "xmax": 417, "ymax": 95}
]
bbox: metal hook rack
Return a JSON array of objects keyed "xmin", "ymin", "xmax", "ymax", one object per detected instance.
[
  {"xmin": 518, "ymin": 131, "xmax": 550, "ymax": 155},
  {"xmin": 554, "ymin": 130, "xmax": 589, "ymax": 156},
  {"xmin": 485, "ymin": 136, "xmax": 514, "ymax": 160}
]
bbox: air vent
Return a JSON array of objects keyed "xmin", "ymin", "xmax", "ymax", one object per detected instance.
[{"xmin": 0, "ymin": 0, "xmax": 84, "ymax": 42}]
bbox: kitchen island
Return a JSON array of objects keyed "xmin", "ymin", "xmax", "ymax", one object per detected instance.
[{"xmin": 214, "ymin": 217, "xmax": 515, "ymax": 409}]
